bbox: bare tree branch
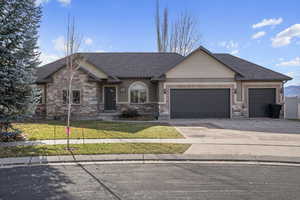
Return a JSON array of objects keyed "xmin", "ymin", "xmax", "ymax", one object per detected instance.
[
  {"xmin": 161, "ymin": 7, "xmax": 168, "ymax": 51},
  {"xmin": 155, "ymin": 2, "xmax": 200, "ymax": 56},
  {"xmin": 65, "ymin": 15, "xmax": 82, "ymax": 149},
  {"xmin": 155, "ymin": 0, "xmax": 162, "ymax": 52}
]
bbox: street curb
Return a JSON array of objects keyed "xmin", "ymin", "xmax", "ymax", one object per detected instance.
[{"xmin": 1, "ymin": 154, "xmax": 300, "ymax": 167}]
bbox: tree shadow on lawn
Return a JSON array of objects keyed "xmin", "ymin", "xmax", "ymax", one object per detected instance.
[
  {"xmin": 17, "ymin": 120, "xmax": 172, "ymax": 134},
  {"xmin": 0, "ymin": 165, "xmax": 76, "ymax": 200},
  {"xmin": 0, "ymin": 145, "xmax": 70, "ymax": 158}
]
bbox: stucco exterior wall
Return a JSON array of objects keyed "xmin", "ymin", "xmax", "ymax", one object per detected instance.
[
  {"xmin": 166, "ymin": 50, "xmax": 235, "ymax": 78},
  {"xmin": 78, "ymin": 60, "xmax": 108, "ymax": 79}
]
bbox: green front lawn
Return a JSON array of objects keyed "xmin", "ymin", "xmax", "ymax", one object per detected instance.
[
  {"xmin": 0, "ymin": 143, "xmax": 190, "ymax": 158},
  {"xmin": 13, "ymin": 120, "xmax": 183, "ymax": 140}
]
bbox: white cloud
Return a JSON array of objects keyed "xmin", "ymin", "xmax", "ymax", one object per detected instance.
[
  {"xmin": 252, "ymin": 31, "xmax": 266, "ymax": 39},
  {"xmin": 219, "ymin": 40, "xmax": 239, "ymax": 55},
  {"xmin": 52, "ymin": 36, "xmax": 65, "ymax": 52},
  {"xmin": 252, "ymin": 18, "xmax": 283, "ymax": 29},
  {"xmin": 84, "ymin": 38, "xmax": 93, "ymax": 46},
  {"xmin": 35, "ymin": 0, "xmax": 49, "ymax": 6},
  {"xmin": 272, "ymin": 24, "xmax": 300, "ymax": 47},
  {"xmin": 276, "ymin": 57, "xmax": 300, "ymax": 67},
  {"xmin": 57, "ymin": 0, "xmax": 71, "ymax": 6},
  {"xmin": 286, "ymin": 72, "xmax": 295, "ymax": 77},
  {"xmin": 231, "ymin": 50, "xmax": 239, "ymax": 55},
  {"xmin": 36, "ymin": 0, "xmax": 71, "ymax": 6},
  {"xmin": 219, "ymin": 40, "xmax": 238, "ymax": 49},
  {"xmin": 39, "ymin": 52, "xmax": 61, "ymax": 65}
]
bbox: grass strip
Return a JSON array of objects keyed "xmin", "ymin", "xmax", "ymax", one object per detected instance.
[
  {"xmin": 13, "ymin": 121, "xmax": 183, "ymax": 140},
  {"xmin": 0, "ymin": 143, "xmax": 190, "ymax": 158}
]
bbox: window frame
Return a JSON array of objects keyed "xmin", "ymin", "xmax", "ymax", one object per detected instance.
[
  {"xmin": 38, "ymin": 87, "xmax": 45, "ymax": 105},
  {"xmin": 129, "ymin": 81, "xmax": 148, "ymax": 104},
  {"xmin": 62, "ymin": 89, "xmax": 81, "ymax": 105},
  {"xmin": 72, "ymin": 90, "xmax": 81, "ymax": 105}
]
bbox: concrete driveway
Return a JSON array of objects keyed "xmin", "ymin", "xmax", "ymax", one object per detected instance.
[{"xmin": 170, "ymin": 119, "xmax": 300, "ymax": 156}]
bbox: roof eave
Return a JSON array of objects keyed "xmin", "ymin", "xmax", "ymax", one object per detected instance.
[
  {"xmin": 151, "ymin": 75, "xmax": 166, "ymax": 81},
  {"xmin": 236, "ymin": 77, "xmax": 292, "ymax": 81},
  {"xmin": 35, "ymin": 77, "xmax": 53, "ymax": 84}
]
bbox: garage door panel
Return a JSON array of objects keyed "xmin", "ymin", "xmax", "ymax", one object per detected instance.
[
  {"xmin": 249, "ymin": 88, "xmax": 276, "ymax": 118},
  {"xmin": 170, "ymin": 89, "xmax": 230, "ymax": 119}
]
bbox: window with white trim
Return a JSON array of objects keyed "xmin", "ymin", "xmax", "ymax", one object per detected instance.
[
  {"xmin": 63, "ymin": 90, "xmax": 81, "ymax": 105},
  {"xmin": 129, "ymin": 82, "xmax": 147, "ymax": 104}
]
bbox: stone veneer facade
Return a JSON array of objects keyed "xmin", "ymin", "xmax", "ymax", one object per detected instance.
[
  {"xmin": 36, "ymin": 66, "xmax": 284, "ymax": 120},
  {"xmin": 36, "ymin": 67, "xmax": 159, "ymax": 120}
]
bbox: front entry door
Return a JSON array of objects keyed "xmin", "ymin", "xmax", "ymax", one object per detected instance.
[{"xmin": 104, "ymin": 87, "xmax": 116, "ymax": 110}]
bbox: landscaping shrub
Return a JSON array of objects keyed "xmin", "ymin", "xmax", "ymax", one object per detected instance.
[
  {"xmin": 0, "ymin": 122, "xmax": 26, "ymax": 142},
  {"xmin": 0, "ymin": 131, "xmax": 26, "ymax": 142},
  {"xmin": 121, "ymin": 107, "xmax": 140, "ymax": 118}
]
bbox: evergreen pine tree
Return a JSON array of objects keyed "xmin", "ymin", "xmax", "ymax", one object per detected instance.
[{"xmin": 0, "ymin": 0, "xmax": 42, "ymax": 133}]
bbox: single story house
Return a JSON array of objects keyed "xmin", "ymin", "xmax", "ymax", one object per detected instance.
[{"xmin": 35, "ymin": 46, "xmax": 292, "ymax": 120}]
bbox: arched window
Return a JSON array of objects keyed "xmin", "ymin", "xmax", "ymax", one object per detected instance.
[{"xmin": 129, "ymin": 82, "xmax": 148, "ymax": 104}]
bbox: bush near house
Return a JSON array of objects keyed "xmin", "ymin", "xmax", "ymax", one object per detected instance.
[{"xmin": 0, "ymin": 122, "xmax": 26, "ymax": 142}]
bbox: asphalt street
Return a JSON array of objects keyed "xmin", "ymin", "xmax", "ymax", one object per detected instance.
[{"xmin": 0, "ymin": 163, "xmax": 300, "ymax": 200}]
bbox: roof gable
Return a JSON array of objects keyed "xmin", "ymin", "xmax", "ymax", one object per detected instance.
[
  {"xmin": 161, "ymin": 46, "xmax": 243, "ymax": 78},
  {"xmin": 166, "ymin": 47, "xmax": 236, "ymax": 78},
  {"xmin": 78, "ymin": 59, "xmax": 108, "ymax": 79}
]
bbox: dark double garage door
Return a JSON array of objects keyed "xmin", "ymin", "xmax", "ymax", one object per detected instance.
[
  {"xmin": 170, "ymin": 88, "xmax": 276, "ymax": 119},
  {"xmin": 170, "ymin": 89, "xmax": 231, "ymax": 119}
]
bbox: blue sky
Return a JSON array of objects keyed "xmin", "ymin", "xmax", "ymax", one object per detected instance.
[{"xmin": 37, "ymin": 0, "xmax": 300, "ymax": 86}]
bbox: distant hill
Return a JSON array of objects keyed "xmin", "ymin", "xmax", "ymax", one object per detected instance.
[{"xmin": 285, "ymin": 85, "xmax": 300, "ymax": 97}]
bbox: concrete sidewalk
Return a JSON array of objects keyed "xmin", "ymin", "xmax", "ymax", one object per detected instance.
[
  {"xmin": 1, "ymin": 154, "xmax": 300, "ymax": 167},
  {"xmin": 1, "ymin": 138, "xmax": 300, "ymax": 147}
]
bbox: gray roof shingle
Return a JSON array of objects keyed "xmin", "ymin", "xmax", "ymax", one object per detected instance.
[
  {"xmin": 213, "ymin": 53, "xmax": 292, "ymax": 81},
  {"xmin": 36, "ymin": 49, "xmax": 291, "ymax": 83},
  {"xmin": 83, "ymin": 52, "xmax": 183, "ymax": 78},
  {"xmin": 36, "ymin": 52, "xmax": 183, "ymax": 83}
]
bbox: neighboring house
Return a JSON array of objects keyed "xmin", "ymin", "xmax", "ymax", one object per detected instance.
[{"xmin": 35, "ymin": 46, "xmax": 292, "ymax": 120}]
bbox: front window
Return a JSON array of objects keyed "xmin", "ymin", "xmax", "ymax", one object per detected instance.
[
  {"xmin": 63, "ymin": 90, "xmax": 81, "ymax": 105},
  {"xmin": 72, "ymin": 90, "xmax": 81, "ymax": 104},
  {"xmin": 130, "ymin": 82, "xmax": 147, "ymax": 104},
  {"xmin": 63, "ymin": 90, "xmax": 69, "ymax": 104},
  {"xmin": 38, "ymin": 88, "xmax": 44, "ymax": 104}
]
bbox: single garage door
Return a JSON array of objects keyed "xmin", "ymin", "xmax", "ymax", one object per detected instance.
[
  {"xmin": 249, "ymin": 88, "xmax": 276, "ymax": 118},
  {"xmin": 170, "ymin": 89, "xmax": 230, "ymax": 119}
]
